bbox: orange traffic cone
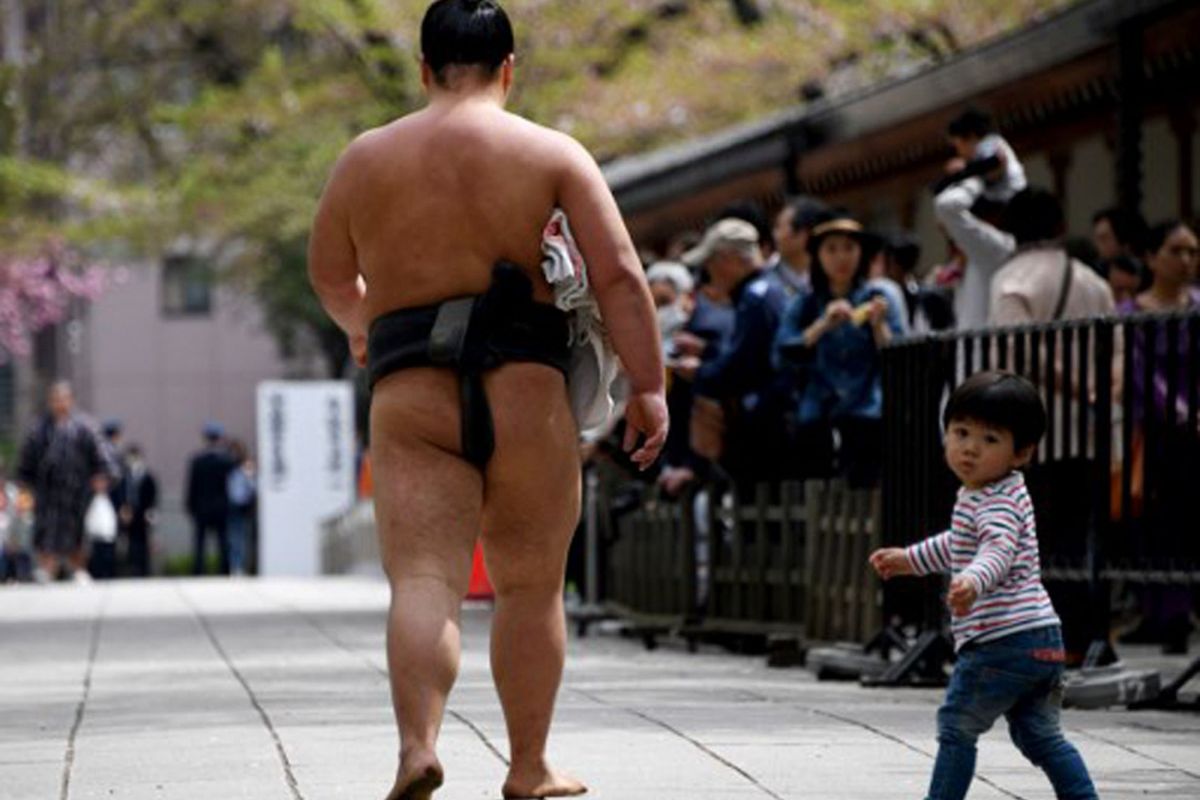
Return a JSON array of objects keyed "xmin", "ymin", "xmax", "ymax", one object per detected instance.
[{"xmin": 466, "ymin": 542, "xmax": 494, "ymax": 600}]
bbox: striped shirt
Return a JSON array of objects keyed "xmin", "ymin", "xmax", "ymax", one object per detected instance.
[{"xmin": 905, "ymin": 471, "xmax": 1060, "ymax": 650}]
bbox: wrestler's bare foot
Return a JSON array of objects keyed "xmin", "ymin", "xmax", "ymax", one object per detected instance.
[
  {"xmin": 502, "ymin": 763, "xmax": 587, "ymax": 799},
  {"xmin": 386, "ymin": 751, "xmax": 444, "ymax": 800}
]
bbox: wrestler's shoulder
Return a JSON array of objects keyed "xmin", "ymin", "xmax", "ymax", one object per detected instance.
[
  {"xmin": 322, "ymin": 123, "xmax": 397, "ymax": 186},
  {"xmin": 341, "ymin": 118, "xmax": 416, "ymax": 157},
  {"xmin": 333, "ymin": 111, "xmax": 593, "ymax": 178},
  {"xmin": 496, "ymin": 111, "xmax": 591, "ymax": 160}
]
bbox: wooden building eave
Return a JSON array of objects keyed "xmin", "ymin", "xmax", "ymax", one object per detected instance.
[{"xmin": 605, "ymin": 0, "xmax": 1198, "ymax": 245}]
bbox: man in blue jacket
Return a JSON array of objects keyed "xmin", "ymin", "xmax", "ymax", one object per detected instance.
[{"xmin": 676, "ymin": 218, "xmax": 791, "ymax": 489}]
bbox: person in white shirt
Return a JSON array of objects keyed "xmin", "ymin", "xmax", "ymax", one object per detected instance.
[
  {"xmin": 934, "ymin": 176, "xmax": 1015, "ymax": 330},
  {"xmin": 990, "ymin": 189, "xmax": 1115, "ymax": 326}
]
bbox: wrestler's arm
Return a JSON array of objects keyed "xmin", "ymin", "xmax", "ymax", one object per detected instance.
[
  {"xmin": 554, "ymin": 136, "xmax": 668, "ymax": 466},
  {"xmin": 555, "ymin": 140, "xmax": 662, "ymax": 392},
  {"xmin": 309, "ymin": 142, "xmax": 367, "ymax": 358}
]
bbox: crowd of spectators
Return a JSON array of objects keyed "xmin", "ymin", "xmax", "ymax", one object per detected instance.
[
  {"xmin": 610, "ymin": 107, "xmax": 1199, "ymax": 499},
  {"xmin": 589, "ymin": 106, "xmax": 1198, "ymax": 652}
]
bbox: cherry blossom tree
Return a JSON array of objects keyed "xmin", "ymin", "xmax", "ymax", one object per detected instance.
[{"xmin": 0, "ymin": 241, "xmax": 107, "ymax": 362}]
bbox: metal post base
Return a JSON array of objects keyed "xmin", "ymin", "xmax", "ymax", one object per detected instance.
[
  {"xmin": 1130, "ymin": 654, "xmax": 1200, "ymax": 711},
  {"xmin": 1082, "ymin": 638, "xmax": 1120, "ymax": 669},
  {"xmin": 861, "ymin": 629, "xmax": 955, "ymax": 688}
]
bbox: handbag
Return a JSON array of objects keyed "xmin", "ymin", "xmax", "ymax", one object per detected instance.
[{"xmin": 84, "ymin": 493, "xmax": 119, "ymax": 543}]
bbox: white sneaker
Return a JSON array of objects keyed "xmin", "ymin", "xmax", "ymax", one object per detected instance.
[
  {"xmin": 72, "ymin": 570, "xmax": 94, "ymax": 585},
  {"xmin": 33, "ymin": 567, "xmax": 52, "ymax": 585}
]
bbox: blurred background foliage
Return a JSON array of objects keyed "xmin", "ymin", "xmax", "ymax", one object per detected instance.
[{"xmin": 0, "ymin": 0, "xmax": 1075, "ymax": 368}]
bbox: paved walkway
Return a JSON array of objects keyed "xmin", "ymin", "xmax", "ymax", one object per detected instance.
[{"xmin": 2, "ymin": 578, "xmax": 1198, "ymax": 799}]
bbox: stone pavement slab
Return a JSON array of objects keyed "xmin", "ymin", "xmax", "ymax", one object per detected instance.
[{"xmin": 1, "ymin": 578, "xmax": 1198, "ymax": 799}]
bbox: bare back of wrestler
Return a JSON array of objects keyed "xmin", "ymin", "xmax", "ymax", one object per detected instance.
[{"xmin": 307, "ymin": 4, "xmax": 666, "ymax": 800}]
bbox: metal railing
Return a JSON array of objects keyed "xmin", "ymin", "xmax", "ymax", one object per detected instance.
[
  {"xmin": 583, "ymin": 309, "xmax": 1196, "ymax": 699},
  {"xmin": 882, "ymin": 310, "xmax": 1200, "ymax": 659}
]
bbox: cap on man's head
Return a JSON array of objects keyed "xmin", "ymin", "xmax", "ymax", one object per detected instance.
[
  {"xmin": 102, "ymin": 418, "xmax": 123, "ymax": 438},
  {"xmin": 202, "ymin": 421, "xmax": 225, "ymax": 440},
  {"xmin": 681, "ymin": 218, "xmax": 760, "ymax": 268}
]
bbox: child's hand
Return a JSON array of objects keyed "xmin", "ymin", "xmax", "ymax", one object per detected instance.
[
  {"xmin": 869, "ymin": 548, "xmax": 914, "ymax": 580},
  {"xmin": 947, "ymin": 575, "xmax": 978, "ymax": 617}
]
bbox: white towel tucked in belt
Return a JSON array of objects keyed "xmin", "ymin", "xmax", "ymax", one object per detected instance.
[{"xmin": 541, "ymin": 209, "xmax": 621, "ymax": 435}]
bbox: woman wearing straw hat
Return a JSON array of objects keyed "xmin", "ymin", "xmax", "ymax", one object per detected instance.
[{"xmin": 774, "ymin": 212, "xmax": 904, "ymax": 487}]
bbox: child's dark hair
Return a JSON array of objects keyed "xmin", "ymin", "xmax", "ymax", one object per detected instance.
[
  {"xmin": 943, "ymin": 371, "xmax": 1046, "ymax": 451},
  {"xmin": 421, "ymin": 0, "xmax": 514, "ymax": 86},
  {"xmin": 947, "ymin": 107, "xmax": 994, "ymax": 139}
]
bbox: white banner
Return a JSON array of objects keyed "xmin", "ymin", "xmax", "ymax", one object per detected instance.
[{"xmin": 256, "ymin": 381, "xmax": 355, "ymax": 576}]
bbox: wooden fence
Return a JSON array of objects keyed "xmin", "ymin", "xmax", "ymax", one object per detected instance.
[{"xmin": 597, "ymin": 476, "xmax": 881, "ymax": 646}]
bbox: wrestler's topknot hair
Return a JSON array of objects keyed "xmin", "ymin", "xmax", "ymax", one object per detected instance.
[{"xmin": 421, "ymin": 0, "xmax": 514, "ymax": 86}]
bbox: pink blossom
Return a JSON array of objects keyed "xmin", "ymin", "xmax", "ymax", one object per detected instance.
[{"xmin": 0, "ymin": 241, "xmax": 108, "ymax": 361}]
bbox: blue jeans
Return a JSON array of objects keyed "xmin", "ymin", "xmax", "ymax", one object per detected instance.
[
  {"xmin": 227, "ymin": 511, "xmax": 251, "ymax": 575},
  {"xmin": 928, "ymin": 626, "xmax": 1097, "ymax": 800}
]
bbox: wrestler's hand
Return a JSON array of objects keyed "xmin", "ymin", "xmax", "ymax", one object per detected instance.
[
  {"xmin": 349, "ymin": 330, "xmax": 367, "ymax": 369},
  {"xmin": 623, "ymin": 390, "xmax": 669, "ymax": 471}
]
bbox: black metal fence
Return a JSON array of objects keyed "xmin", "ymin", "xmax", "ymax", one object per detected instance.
[
  {"xmin": 586, "ymin": 309, "xmax": 1198, "ymax": 679},
  {"xmin": 882, "ymin": 310, "xmax": 1200, "ymax": 656}
]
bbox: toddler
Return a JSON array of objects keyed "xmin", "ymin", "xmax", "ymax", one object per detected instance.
[
  {"xmin": 870, "ymin": 371, "xmax": 1097, "ymax": 800},
  {"xmin": 944, "ymin": 107, "xmax": 1026, "ymax": 204}
]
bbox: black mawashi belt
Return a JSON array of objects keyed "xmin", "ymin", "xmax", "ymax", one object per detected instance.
[{"xmin": 367, "ymin": 262, "xmax": 570, "ymax": 469}]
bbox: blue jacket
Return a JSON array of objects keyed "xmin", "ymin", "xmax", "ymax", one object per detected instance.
[
  {"xmin": 694, "ymin": 270, "xmax": 789, "ymax": 418},
  {"xmin": 773, "ymin": 283, "xmax": 904, "ymax": 423}
]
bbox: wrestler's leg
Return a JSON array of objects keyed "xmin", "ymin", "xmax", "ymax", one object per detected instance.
[
  {"xmin": 371, "ymin": 379, "xmax": 482, "ymax": 799},
  {"xmin": 481, "ymin": 366, "xmax": 586, "ymax": 799}
]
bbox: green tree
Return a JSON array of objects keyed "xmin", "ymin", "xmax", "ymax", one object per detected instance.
[{"xmin": 3, "ymin": 0, "xmax": 1075, "ymax": 375}]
